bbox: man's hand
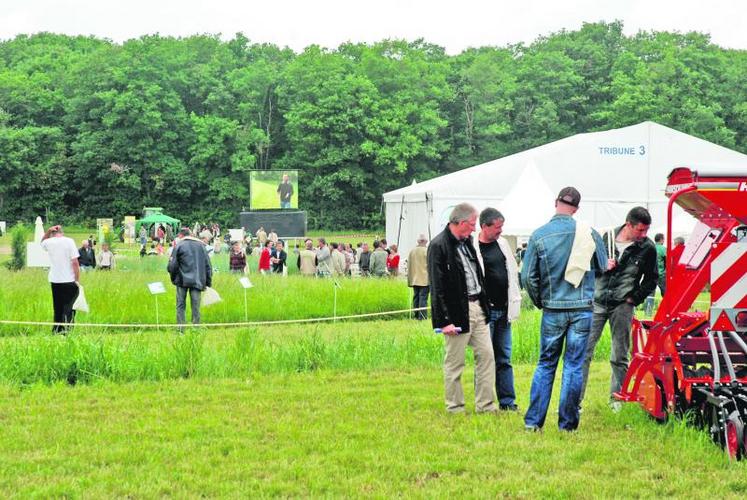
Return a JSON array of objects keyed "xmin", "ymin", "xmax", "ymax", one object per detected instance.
[
  {"xmin": 440, "ymin": 324, "xmax": 460, "ymax": 336},
  {"xmin": 606, "ymin": 258, "xmax": 617, "ymax": 271}
]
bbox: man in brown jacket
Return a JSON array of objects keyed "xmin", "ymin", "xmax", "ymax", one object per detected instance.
[{"xmin": 407, "ymin": 234, "xmax": 429, "ymax": 320}]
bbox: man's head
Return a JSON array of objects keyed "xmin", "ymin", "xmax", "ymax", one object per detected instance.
[
  {"xmin": 276, "ymin": 241, "xmax": 284, "ymax": 251},
  {"xmin": 381, "ymin": 239, "xmax": 388, "ymax": 248},
  {"xmin": 178, "ymin": 227, "xmax": 191, "ymax": 238},
  {"xmin": 623, "ymin": 206, "xmax": 652, "ymax": 242},
  {"xmin": 362, "ymin": 243, "xmax": 369, "ymax": 252},
  {"xmin": 305, "ymin": 239, "xmax": 313, "ymax": 250},
  {"xmin": 102, "ymin": 243, "xmax": 109, "ymax": 252},
  {"xmin": 479, "ymin": 207, "xmax": 505, "ymax": 242},
  {"xmin": 654, "ymin": 233, "xmax": 664, "ymax": 244},
  {"xmin": 265, "ymin": 240, "xmax": 274, "ymax": 248},
  {"xmin": 674, "ymin": 236, "xmax": 685, "ymax": 247},
  {"xmin": 282, "ymin": 174, "xmax": 289, "ymax": 183},
  {"xmin": 318, "ymin": 237, "xmax": 326, "ymax": 247},
  {"xmin": 81, "ymin": 240, "xmax": 89, "ymax": 248},
  {"xmin": 373, "ymin": 240, "xmax": 380, "ymax": 249},
  {"xmin": 331, "ymin": 242, "xmax": 339, "ymax": 250},
  {"xmin": 417, "ymin": 234, "xmax": 428, "ymax": 246},
  {"xmin": 448, "ymin": 203, "xmax": 478, "ymax": 240},
  {"xmin": 555, "ymin": 187, "xmax": 581, "ymax": 215}
]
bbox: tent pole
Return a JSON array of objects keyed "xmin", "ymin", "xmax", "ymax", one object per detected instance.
[{"xmin": 396, "ymin": 195, "xmax": 405, "ymax": 247}]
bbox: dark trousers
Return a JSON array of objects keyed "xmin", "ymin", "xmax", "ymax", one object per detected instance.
[
  {"xmin": 51, "ymin": 282, "xmax": 79, "ymax": 333},
  {"xmin": 176, "ymin": 286, "xmax": 202, "ymax": 326},
  {"xmin": 412, "ymin": 285, "xmax": 429, "ymax": 320},
  {"xmin": 489, "ymin": 308, "xmax": 515, "ymax": 406}
]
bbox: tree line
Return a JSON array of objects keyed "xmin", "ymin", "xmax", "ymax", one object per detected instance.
[{"xmin": 1, "ymin": 21, "xmax": 746, "ymax": 229}]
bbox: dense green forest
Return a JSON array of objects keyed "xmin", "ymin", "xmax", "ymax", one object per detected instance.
[{"xmin": 1, "ymin": 21, "xmax": 746, "ymax": 229}]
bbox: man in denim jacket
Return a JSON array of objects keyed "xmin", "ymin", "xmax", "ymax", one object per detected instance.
[{"xmin": 522, "ymin": 187, "xmax": 607, "ymax": 431}]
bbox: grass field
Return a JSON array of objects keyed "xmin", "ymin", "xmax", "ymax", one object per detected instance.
[
  {"xmin": 1, "ymin": 228, "xmax": 737, "ymax": 497},
  {"xmin": 1, "ymin": 362, "xmax": 745, "ymax": 497}
]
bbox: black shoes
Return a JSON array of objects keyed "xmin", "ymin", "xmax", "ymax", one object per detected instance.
[{"xmin": 499, "ymin": 404, "xmax": 520, "ymax": 412}]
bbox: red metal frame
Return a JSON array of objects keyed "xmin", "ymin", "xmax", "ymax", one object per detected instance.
[{"xmin": 616, "ymin": 167, "xmax": 747, "ymax": 420}]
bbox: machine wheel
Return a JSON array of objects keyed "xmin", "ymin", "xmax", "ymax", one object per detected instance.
[{"xmin": 725, "ymin": 412, "xmax": 744, "ymax": 461}]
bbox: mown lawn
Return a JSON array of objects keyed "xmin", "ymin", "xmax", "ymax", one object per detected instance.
[{"xmin": 1, "ymin": 363, "xmax": 745, "ymax": 497}]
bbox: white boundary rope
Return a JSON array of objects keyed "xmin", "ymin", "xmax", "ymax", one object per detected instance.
[{"xmin": 0, "ymin": 307, "xmax": 429, "ymax": 329}]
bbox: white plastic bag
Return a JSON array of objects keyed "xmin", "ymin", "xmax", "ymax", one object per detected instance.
[
  {"xmin": 201, "ymin": 286, "xmax": 222, "ymax": 307},
  {"xmin": 72, "ymin": 284, "xmax": 90, "ymax": 313}
]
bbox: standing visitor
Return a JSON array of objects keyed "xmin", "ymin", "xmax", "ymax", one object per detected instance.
[
  {"xmin": 386, "ymin": 244, "xmax": 400, "ymax": 276},
  {"xmin": 167, "ymin": 228, "xmax": 212, "ymax": 329},
  {"xmin": 297, "ymin": 239, "xmax": 317, "ymax": 276},
  {"xmin": 428, "ymin": 203, "xmax": 497, "ymax": 414},
  {"xmin": 407, "ymin": 234, "xmax": 429, "ymax": 320},
  {"xmin": 580, "ymin": 207, "xmax": 658, "ymax": 411},
  {"xmin": 256, "ymin": 226, "xmax": 267, "ymax": 247},
  {"xmin": 358, "ymin": 243, "xmax": 371, "ymax": 277},
  {"xmin": 654, "ymin": 233, "xmax": 666, "ymax": 296},
  {"xmin": 78, "ymin": 240, "xmax": 96, "ymax": 272},
  {"xmin": 272, "ymin": 241, "xmax": 288, "ymax": 274},
  {"xmin": 522, "ymin": 187, "xmax": 607, "ymax": 431},
  {"xmin": 477, "ymin": 208, "xmax": 522, "ymax": 411},
  {"xmin": 369, "ymin": 240, "xmax": 388, "ymax": 277},
  {"xmin": 97, "ymin": 242, "xmax": 115, "ymax": 270},
  {"xmin": 229, "ymin": 241, "xmax": 247, "ymax": 274},
  {"xmin": 316, "ymin": 238, "xmax": 332, "ymax": 277},
  {"xmin": 41, "ymin": 225, "xmax": 80, "ymax": 334},
  {"xmin": 258, "ymin": 240, "xmax": 273, "ymax": 274},
  {"xmin": 331, "ymin": 242, "xmax": 346, "ymax": 276}
]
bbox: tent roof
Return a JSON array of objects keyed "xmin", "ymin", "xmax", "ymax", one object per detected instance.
[
  {"xmin": 137, "ymin": 213, "xmax": 181, "ymax": 226},
  {"xmin": 382, "ymin": 121, "xmax": 747, "ymax": 203}
]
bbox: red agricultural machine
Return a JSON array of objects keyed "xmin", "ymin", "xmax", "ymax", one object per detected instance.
[{"xmin": 617, "ymin": 167, "xmax": 747, "ymax": 459}]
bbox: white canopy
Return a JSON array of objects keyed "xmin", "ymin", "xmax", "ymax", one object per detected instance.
[{"xmin": 384, "ymin": 121, "xmax": 747, "ymax": 258}]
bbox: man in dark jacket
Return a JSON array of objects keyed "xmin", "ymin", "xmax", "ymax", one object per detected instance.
[
  {"xmin": 78, "ymin": 240, "xmax": 96, "ymax": 271},
  {"xmin": 167, "ymin": 228, "xmax": 212, "ymax": 328},
  {"xmin": 580, "ymin": 206, "xmax": 658, "ymax": 410},
  {"xmin": 428, "ymin": 203, "xmax": 497, "ymax": 414}
]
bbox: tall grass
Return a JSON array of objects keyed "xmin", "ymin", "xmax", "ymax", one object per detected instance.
[{"xmin": 0, "ymin": 315, "xmax": 612, "ymax": 386}]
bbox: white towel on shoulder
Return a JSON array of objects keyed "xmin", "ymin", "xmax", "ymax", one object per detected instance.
[{"xmin": 565, "ymin": 221, "xmax": 594, "ymax": 288}]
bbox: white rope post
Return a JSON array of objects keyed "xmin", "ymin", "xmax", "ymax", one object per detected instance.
[
  {"xmin": 243, "ymin": 287, "xmax": 248, "ymax": 322},
  {"xmin": 155, "ymin": 295, "xmax": 160, "ymax": 330}
]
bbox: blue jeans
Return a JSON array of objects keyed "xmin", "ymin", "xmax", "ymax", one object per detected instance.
[
  {"xmin": 489, "ymin": 308, "xmax": 515, "ymax": 406},
  {"xmin": 525, "ymin": 309, "xmax": 592, "ymax": 431},
  {"xmin": 280, "ymin": 201, "xmax": 291, "ymax": 209}
]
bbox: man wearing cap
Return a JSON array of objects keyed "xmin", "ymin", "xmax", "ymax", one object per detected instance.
[
  {"xmin": 580, "ymin": 206, "xmax": 658, "ymax": 411},
  {"xmin": 407, "ymin": 234, "xmax": 429, "ymax": 320},
  {"xmin": 428, "ymin": 203, "xmax": 497, "ymax": 414},
  {"xmin": 522, "ymin": 187, "xmax": 607, "ymax": 431}
]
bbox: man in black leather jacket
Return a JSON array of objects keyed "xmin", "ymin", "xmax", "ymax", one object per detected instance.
[
  {"xmin": 168, "ymin": 228, "xmax": 212, "ymax": 328},
  {"xmin": 428, "ymin": 203, "xmax": 497, "ymax": 414}
]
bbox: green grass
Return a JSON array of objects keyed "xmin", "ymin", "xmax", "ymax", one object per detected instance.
[{"xmin": 0, "ymin": 364, "xmax": 744, "ymax": 497}]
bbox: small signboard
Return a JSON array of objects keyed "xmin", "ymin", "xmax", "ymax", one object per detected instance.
[
  {"xmin": 239, "ymin": 277, "xmax": 253, "ymax": 289},
  {"xmin": 148, "ymin": 282, "xmax": 167, "ymax": 295}
]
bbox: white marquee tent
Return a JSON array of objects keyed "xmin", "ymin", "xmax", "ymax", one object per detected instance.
[{"xmin": 383, "ymin": 121, "xmax": 747, "ymax": 258}]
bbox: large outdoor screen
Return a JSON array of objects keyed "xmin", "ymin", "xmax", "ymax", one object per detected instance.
[{"xmin": 249, "ymin": 170, "xmax": 299, "ymax": 210}]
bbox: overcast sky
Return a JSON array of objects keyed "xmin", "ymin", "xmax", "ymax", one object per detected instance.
[{"xmin": 2, "ymin": 0, "xmax": 745, "ymax": 54}]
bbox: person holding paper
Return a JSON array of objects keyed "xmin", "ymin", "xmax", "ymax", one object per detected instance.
[
  {"xmin": 167, "ymin": 227, "xmax": 212, "ymax": 328},
  {"xmin": 428, "ymin": 203, "xmax": 497, "ymax": 414},
  {"xmin": 41, "ymin": 224, "xmax": 80, "ymax": 334}
]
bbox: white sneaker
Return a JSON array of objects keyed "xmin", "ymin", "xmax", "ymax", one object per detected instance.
[{"xmin": 609, "ymin": 401, "xmax": 623, "ymax": 413}]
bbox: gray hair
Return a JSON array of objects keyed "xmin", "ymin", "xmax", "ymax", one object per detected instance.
[
  {"xmin": 449, "ymin": 203, "xmax": 477, "ymax": 224},
  {"xmin": 479, "ymin": 207, "xmax": 504, "ymax": 227}
]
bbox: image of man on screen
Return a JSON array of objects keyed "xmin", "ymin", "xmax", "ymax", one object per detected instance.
[{"xmin": 277, "ymin": 174, "xmax": 294, "ymax": 209}]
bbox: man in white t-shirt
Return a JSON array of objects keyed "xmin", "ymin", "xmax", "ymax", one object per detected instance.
[{"xmin": 41, "ymin": 224, "xmax": 80, "ymax": 333}]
